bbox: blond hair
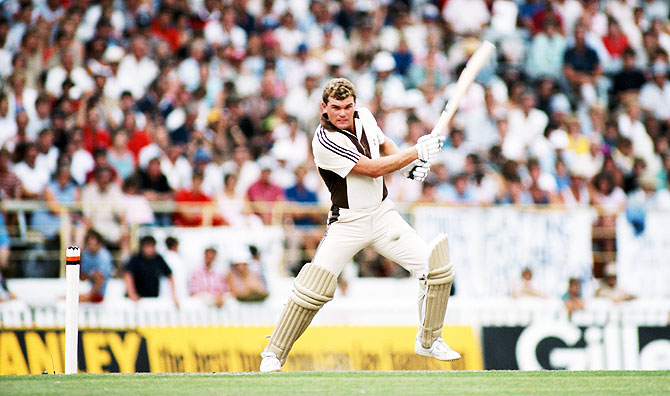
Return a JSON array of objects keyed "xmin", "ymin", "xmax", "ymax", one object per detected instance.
[{"xmin": 322, "ymin": 78, "xmax": 356, "ymax": 104}]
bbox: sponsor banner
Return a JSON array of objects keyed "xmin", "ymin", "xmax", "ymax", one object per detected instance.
[
  {"xmin": 413, "ymin": 206, "xmax": 595, "ymax": 298},
  {"xmin": 0, "ymin": 329, "xmax": 150, "ymax": 375},
  {"xmin": 0, "ymin": 326, "xmax": 482, "ymax": 374},
  {"xmin": 616, "ymin": 212, "xmax": 670, "ymax": 298},
  {"xmin": 483, "ymin": 324, "xmax": 670, "ymax": 370}
]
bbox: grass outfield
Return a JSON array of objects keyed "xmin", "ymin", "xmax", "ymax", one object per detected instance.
[{"xmin": 1, "ymin": 371, "xmax": 668, "ymax": 396}]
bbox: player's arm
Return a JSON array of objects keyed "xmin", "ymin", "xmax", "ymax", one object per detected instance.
[
  {"xmin": 350, "ymin": 145, "xmax": 417, "ymax": 178},
  {"xmin": 350, "ymin": 135, "xmax": 443, "ymax": 178}
]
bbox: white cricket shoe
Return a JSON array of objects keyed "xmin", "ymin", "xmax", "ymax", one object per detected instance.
[
  {"xmin": 415, "ymin": 337, "xmax": 461, "ymax": 361},
  {"xmin": 259, "ymin": 351, "xmax": 282, "ymax": 372}
]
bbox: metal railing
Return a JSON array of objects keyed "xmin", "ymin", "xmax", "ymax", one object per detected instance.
[{"xmin": 0, "ymin": 199, "xmax": 620, "ymax": 278}]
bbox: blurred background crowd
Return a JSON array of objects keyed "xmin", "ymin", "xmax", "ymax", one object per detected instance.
[{"xmin": 0, "ymin": 0, "xmax": 669, "ymax": 303}]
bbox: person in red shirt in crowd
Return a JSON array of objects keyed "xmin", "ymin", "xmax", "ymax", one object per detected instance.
[
  {"xmin": 123, "ymin": 109, "xmax": 152, "ymax": 164},
  {"xmin": 247, "ymin": 158, "xmax": 285, "ymax": 225},
  {"xmin": 151, "ymin": 7, "xmax": 182, "ymax": 52},
  {"xmin": 80, "ymin": 105, "xmax": 111, "ymax": 152},
  {"xmin": 602, "ymin": 19, "xmax": 630, "ymax": 60},
  {"xmin": 174, "ymin": 170, "xmax": 226, "ymax": 226},
  {"xmin": 84, "ymin": 147, "xmax": 119, "ymax": 184}
]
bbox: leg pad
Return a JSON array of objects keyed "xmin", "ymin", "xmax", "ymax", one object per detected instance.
[
  {"xmin": 264, "ymin": 264, "xmax": 337, "ymax": 364},
  {"xmin": 419, "ymin": 234, "xmax": 454, "ymax": 349}
]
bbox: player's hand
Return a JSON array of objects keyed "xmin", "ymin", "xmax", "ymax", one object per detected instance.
[
  {"xmin": 414, "ymin": 134, "xmax": 445, "ymax": 162},
  {"xmin": 400, "ymin": 159, "xmax": 431, "ymax": 182}
]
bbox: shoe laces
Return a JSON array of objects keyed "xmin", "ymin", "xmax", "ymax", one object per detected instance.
[
  {"xmin": 432, "ymin": 337, "xmax": 451, "ymax": 353},
  {"xmin": 261, "ymin": 351, "xmax": 278, "ymax": 359}
]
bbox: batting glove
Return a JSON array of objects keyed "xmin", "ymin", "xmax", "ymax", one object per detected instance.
[
  {"xmin": 400, "ymin": 159, "xmax": 431, "ymax": 182},
  {"xmin": 414, "ymin": 134, "xmax": 445, "ymax": 162}
]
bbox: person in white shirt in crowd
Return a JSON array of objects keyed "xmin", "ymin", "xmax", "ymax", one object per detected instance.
[
  {"xmin": 595, "ymin": 263, "xmax": 636, "ymax": 303},
  {"xmin": 271, "ymin": 115, "xmax": 310, "ymax": 170},
  {"xmin": 617, "ymin": 98, "xmax": 656, "ymax": 167},
  {"xmin": 0, "ymin": 93, "xmax": 17, "ymax": 148},
  {"xmin": 26, "ymin": 95, "xmax": 52, "ymax": 141},
  {"xmin": 205, "ymin": 6, "xmax": 247, "ymax": 49},
  {"xmin": 13, "ymin": 143, "xmax": 50, "ymax": 200},
  {"xmin": 442, "ymin": 0, "xmax": 490, "ymax": 36},
  {"xmin": 503, "ymin": 89, "xmax": 549, "ymax": 162},
  {"xmin": 101, "ymin": 45, "xmax": 125, "ymax": 101},
  {"xmin": 81, "ymin": 166, "xmax": 127, "ymax": 254},
  {"xmin": 222, "ymin": 145, "xmax": 261, "ymax": 197},
  {"xmin": 161, "ymin": 144, "xmax": 193, "ymax": 192},
  {"xmin": 639, "ymin": 62, "xmax": 670, "ymax": 123},
  {"xmin": 177, "ymin": 38, "xmax": 208, "ymax": 92},
  {"xmin": 561, "ymin": 159, "xmax": 594, "ymax": 208},
  {"xmin": 35, "ymin": 129, "xmax": 59, "ymax": 177},
  {"xmin": 283, "ymin": 59, "xmax": 323, "ymax": 127},
  {"xmin": 45, "ymin": 50, "xmax": 93, "ymax": 100},
  {"xmin": 116, "ymin": 36, "xmax": 158, "ymax": 99},
  {"xmin": 162, "ymin": 236, "xmax": 189, "ymax": 302}
]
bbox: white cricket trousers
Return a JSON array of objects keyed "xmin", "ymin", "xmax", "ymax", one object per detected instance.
[{"xmin": 311, "ymin": 199, "xmax": 428, "ymax": 278}]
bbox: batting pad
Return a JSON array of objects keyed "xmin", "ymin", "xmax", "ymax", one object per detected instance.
[
  {"xmin": 264, "ymin": 263, "xmax": 337, "ymax": 364},
  {"xmin": 419, "ymin": 233, "xmax": 454, "ymax": 349}
]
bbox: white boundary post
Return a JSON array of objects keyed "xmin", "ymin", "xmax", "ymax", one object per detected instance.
[{"xmin": 65, "ymin": 246, "xmax": 80, "ymax": 374}]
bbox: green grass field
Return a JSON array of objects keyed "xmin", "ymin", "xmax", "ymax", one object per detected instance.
[{"xmin": 1, "ymin": 371, "xmax": 668, "ymax": 396}]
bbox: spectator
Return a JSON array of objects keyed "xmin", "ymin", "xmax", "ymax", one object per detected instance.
[
  {"xmin": 503, "ymin": 90, "xmax": 549, "ymax": 162},
  {"xmin": 0, "ymin": 269, "xmax": 16, "ymax": 302},
  {"xmin": 79, "ymin": 106, "xmax": 112, "ymax": 153},
  {"xmin": 225, "ymin": 249, "xmax": 268, "ymax": 302},
  {"xmin": 121, "ymin": 175, "xmax": 155, "ymax": 227},
  {"xmin": 84, "ymin": 147, "xmax": 119, "ymax": 185},
  {"xmin": 116, "ymin": 36, "xmax": 158, "ymax": 99},
  {"xmin": 188, "ymin": 246, "xmax": 227, "ymax": 307},
  {"xmin": 217, "ymin": 173, "xmax": 260, "ymax": 228},
  {"xmin": 0, "ymin": 93, "xmax": 17, "ymax": 148},
  {"xmin": 135, "ymin": 155, "xmax": 171, "ymax": 225},
  {"xmin": 563, "ymin": 277, "xmax": 585, "ymax": 318},
  {"xmin": 0, "ymin": 148, "xmax": 22, "ymax": 199},
  {"xmin": 611, "ymin": 48, "xmax": 646, "ymax": 105},
  {"xmin": 444, "ymin": 173, "xmax": 476, "ymax": 205},
  {"xmin": 639, "ymin": 61, "xmax": 670, "ymax": 123},
  {"xmin": 30, "ymin": 164, "xmax": 82, "ymax": 246},
  {"xmin": 496, "ymin": 174, "xmax": 533, "ymax": 205},
  {"xmin": 563, "ymin": 24, "xmax": 602, "ymax": 106},
  {"xmin": 247, "ymin": 159, "xmax": 285, "ymax": 225},
  {"xmin": 284, "ymin": 165, "xmax": 320, "ymax": 226},
  {"xmin": 107, "ymin": 130, "xmax": 135, "ymax": 180},
  {"xmin": 67, "ymin": 127, "xmax": 96, "ymax": 186},
  {"xmin": 35, "ymin": 128, "xmax": 59, "ymax": 177},
  {"xmin": 80, "ymin": 230, "xmax": 113, "ymax": 303},
  {"xmin": 123, "ymin": 235, "xmax": 179, "ymax": 307},
  {"xmin": 81, "ymin": 166, "xmax": 128, "ymax": 255},
  {"xmin": 511, "ymin": 267, "xmax": 544, "ymax": 298},
  {"xmin": 174, "ymin": 170, "xmax": 226, "ymax": 227},
  {"xmin": 13, "ymin": 143, "xmax": 50, "ymax": 199},
  {"xmin": 595, "ymin": 263, "xmax": 635, "ymax": 303},
  {"xmin": 162, "ymin": 236, "xmax": 188, "ymax": 301},
  {"xmin": 526, "ymin": 17, "xmax": 567, "ymax": 81},
  {"xmin": 590, "ymin": 171, "xmax": 626, "ymax": 254}
]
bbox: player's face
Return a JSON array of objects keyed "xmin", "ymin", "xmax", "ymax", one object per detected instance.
[{"xmin": 322, "ymin": 95, "xmax": 355, "ymax": 131}]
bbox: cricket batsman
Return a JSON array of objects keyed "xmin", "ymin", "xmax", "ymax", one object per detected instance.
[{"xmin": 260, "ymin": 78, "xmax": 459, "ymax": 372}]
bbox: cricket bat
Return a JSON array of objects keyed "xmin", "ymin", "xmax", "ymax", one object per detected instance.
[{"xmin": 430, "ymin": 40, "xmax": 496, "ymax": 137}]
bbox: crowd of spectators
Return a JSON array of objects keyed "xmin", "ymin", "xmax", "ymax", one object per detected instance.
[{"xmin": 0, "ymin": 0, "xmax": 670, "ymax": 280}]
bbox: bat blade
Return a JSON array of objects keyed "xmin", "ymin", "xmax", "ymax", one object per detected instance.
[{"xmin": 431, "ymin": 40, "xmax": 496, "ymax": 136}]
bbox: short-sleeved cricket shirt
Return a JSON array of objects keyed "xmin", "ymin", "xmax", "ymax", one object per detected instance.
[{"xmin": 312, "ymin": 107, "xmax": 388, "ymax": 210}]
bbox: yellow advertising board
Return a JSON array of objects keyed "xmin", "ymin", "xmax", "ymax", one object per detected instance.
[{"xmin": 0, "ymin": 326, "xmax": 482, "ymax": 374}]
